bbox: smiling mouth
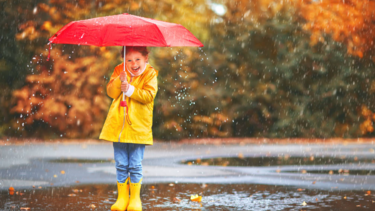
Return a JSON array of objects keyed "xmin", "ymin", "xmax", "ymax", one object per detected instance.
[{"xmin": 131, "ymin": 67, "xmax": 140, "ymax": 72}]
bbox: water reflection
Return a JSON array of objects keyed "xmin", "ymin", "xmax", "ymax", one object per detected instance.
[
  {"xmin": 285, "ymin": 169, "xmax": 375, "ymax": 176},
  {"xmin": 183, "ymin": 156, "xmax": 375, "ymax": 167},
  {"xmin": 48, "ymin": 158, "xmax": 114, "ymax": 163},
  {"xmin": 1, "ymin": 183, "xmax": 375, "ymax": 210}
]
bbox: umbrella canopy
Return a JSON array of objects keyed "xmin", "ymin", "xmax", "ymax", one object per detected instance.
[{"xmin": 48, "ymin": 13, "xmax": 203, "ymax": 47}]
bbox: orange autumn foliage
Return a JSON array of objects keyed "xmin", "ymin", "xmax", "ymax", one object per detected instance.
[
  {"xmin": 300, "ymin": 0, "xmax": 375, "ymax": 58},
  {"xmin": 359, "ymin": 105, "xmax": 375, "ymax": 135},
  {"xmin": 11, "ymin": 49, "xmax": 110, "ymax": 138}
]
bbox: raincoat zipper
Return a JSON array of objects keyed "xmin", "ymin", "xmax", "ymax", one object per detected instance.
[{"xmin": 118, "ymin": 76, "xmax": 133, "ymax": 142}]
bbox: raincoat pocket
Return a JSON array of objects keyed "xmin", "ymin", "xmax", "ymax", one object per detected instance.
[{"xmin": 129, "ymin": 101, "xmax": 153, "ymax": 134}]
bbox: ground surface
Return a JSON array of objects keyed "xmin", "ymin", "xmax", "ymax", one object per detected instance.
[{"xmin": 1, "ymin": 139, "xmax": 375, "ymax": 210}]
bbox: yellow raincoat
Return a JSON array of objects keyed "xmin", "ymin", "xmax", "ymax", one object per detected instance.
[{"xmin": 99, "ymin": 63, "xmax": 158, "ymax": 145}]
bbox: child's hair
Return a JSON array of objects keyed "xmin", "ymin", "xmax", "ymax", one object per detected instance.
[{"xmin": 121, "ymin": 46, "xmax": 149, "ymax": 58}]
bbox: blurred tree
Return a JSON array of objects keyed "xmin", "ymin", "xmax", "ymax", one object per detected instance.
[
  {"xmin": 199, "ymin": 0, "xmax": 375, "ymax": 138},
  {"xmin": 300, "ymin": 0, "xmax": 375, "ymax": 58},
  {"xmin": 0, "ymin": 0, "xmax": 39, "ymax": 137},
  {"xmin": 11, "ymin": 49, "xmax": 111, "ymax": 138},
  {"xmin": 299, "ymin": 0, "xmax": 375, "ymax": 136}
]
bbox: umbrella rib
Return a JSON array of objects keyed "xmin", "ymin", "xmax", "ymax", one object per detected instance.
[
  {"xmin": 135, "ymin": 17, "xmax": 169, "ymax": 47},
  {"xmin": 49, "ymin": 21, "xmax": 76, "ymax": 43}
]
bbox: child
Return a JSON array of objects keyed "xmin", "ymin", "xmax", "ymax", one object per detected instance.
[{"xmin": 99, "ymin": 46, "xmax": 158, "ymax": 211}]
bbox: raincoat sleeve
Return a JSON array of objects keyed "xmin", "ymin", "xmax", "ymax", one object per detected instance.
[
  {"xmin": 106, "ymin": 67, "xmax": 122, "ymax": 99},
  {"xmin": 129, "ymin": 72, "xmax": 158, "ymax": 104}
]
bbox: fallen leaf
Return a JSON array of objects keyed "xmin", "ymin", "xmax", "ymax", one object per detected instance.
[
  {"xmin": 312, "ymin": 181, "xmax": 316, "ymax": 184},
  {"xmin": 356, "ymin": 205, "xmax": 361, "ymax": 207},
  {"xmin": 60, "ymin": 170, "xmax": 65, "ymax": 174},
  {"xmin": 297, "ymin": 188, "xmax": 305, "ymax": 192},
  {"xmin": 89, "ymin": 204, "xmax": 96, "ymax": 209},
  {"xmin": 53, "ymin": 174, "xmax": 57, "ymax": 178},
  {"xmin": 191, "ymin": 194, "xmax": 202, "ymax": 202},
  {"xmin": 196, "ymin": 158, "xmax": 201, "ymax": 164},
  {"xmin": 68, "ymin": 194, "xmax": 76, "ymax": 197},
  {"xmin": 301, "ymin": 170, "xmax": 307, "ymax": 174},
  {"xmin": 301, "ymin": 201, "xmax": 307, "ymax": 206},
  {"xmin": 310, "ymin": 156, "xmax": 314, "ymax": 161},
  {"xmin": 75, "ymin": 181, "xmax": 80, "ymax": 183},
  {"xmin": 315, "ymin": 198, "xmax": 319, "ymax": 201},
  {"xmin": 328, "ymin": 170, "xmax": 333, "ymax": 175},
  {"xmin": 187, "ymin": 162, "xmax": 192, "ymax": 166},
  {"xmin": 173, "ymin": 197, "xmax": 181, "ymax": 203},
  {"xmin": 343, "ymin": 196, "xmax": 347, "ymax": 199},
  {"xmin": 276, "ymin": 169, "xmax": 281, "ymax": 173},
  {"xmin": 169, "ymin": 183, "xmax": 174, "ymax": 187},
  {"xmin": 201, "ymin": 162, "xmax": 209, "ymax": 166},
  {"xmin": 367, "ymin": 190, "xmax": 371, "ymax": 195},
  {"xmin": 20, "ymin": 207, "xmax": 30, "ymax": 210},
  {"xmin": 201, "ymin": 183, "xmax": 208, "ymax": 188},
  {"xmin": 238, "ymin": 153, "xmax": 244, "ymax": 159}
]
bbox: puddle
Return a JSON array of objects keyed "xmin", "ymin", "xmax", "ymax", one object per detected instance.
[
  {"xmin": 48, "ymin": 158, "xmax": 114, "ymax": 163},
  {"xmin": 286, "ymin": 169, "xmax": 375, "ymax": 176},
  {"xmin": 1, "ymin": 183, "xmax": 375, "ymax": 210},
  {"xmin": 183, "ymin": 156, "xmax": 375, "ymax": 167}
]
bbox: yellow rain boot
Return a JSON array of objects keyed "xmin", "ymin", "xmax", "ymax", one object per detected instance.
[
  {"xmin": 111, "ymin": 178, "xmax": 129, "ymax": 211},
  {"xmin": 127, "ymin": 178, "xmax": 143, "ymax": 211}
]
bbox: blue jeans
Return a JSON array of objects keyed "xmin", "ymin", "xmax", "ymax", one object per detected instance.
[{"xmin": 113, "ymin": 142, "xmax": 145, "ymax": 183}]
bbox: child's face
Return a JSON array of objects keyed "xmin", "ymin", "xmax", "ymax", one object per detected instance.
[{"xmin": 125, "ymin": 50, "xmax": 148, "ymax": 74}]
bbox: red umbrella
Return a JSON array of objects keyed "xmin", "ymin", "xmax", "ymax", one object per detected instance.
[
  {"xmin": 48, "ymin": 13, "xmax": 203, "ymax": 48},
  {"xmin": 47, "ymin": 13, "xmax": 203, "ymax": 108}
]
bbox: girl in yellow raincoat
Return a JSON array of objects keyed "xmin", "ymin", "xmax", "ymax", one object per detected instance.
[{"xmin": 100, "ymin": 46, "xmax": 158, "ymax": 211}]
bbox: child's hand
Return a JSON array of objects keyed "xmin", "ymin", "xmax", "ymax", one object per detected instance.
[
  {"xmin": 119, "ymin": 71, "xmax": 127, "ymax": 82},
  {"xmin": 121, "ymin": 81, "xmax": 129, "ymax": 92}
]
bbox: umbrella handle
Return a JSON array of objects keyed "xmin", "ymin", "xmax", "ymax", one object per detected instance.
[
  {"xmin": 120, "ymin": 97, "xmax": 127, "ymax": 107},
  {"xmin": 120, "ymin": 46, "xmax": 127, "ymax": 107}
]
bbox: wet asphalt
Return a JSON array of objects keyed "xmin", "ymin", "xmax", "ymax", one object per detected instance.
[{"xmin": 1, "ymin": 141, "xmax": 375, "ymax": 191}]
